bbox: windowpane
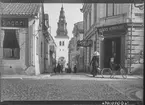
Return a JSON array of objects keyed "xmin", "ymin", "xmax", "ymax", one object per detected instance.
[
  {"xmin": 106, "ymin": 4, "xmax": 108, "ymax": 16},
  {"xmin": 114, "ymin": 3, "xmax": 118, "ymax": 15},
  {"xmin": 36, "ymin": 37, "xmax": 39, "ymax": 55},
  {"xmin": 41, "ymin": 42, "xmax": 42, "ymax": 57},
  {"xmin": 63, "ymin": 41, "xmax": 65, "ymax": 46},
  {"xmin": 3, "ymin": 29, "xmax": 20, "ymax": 59},
  {"xmin": 108, "ymin": 3, "xmax": 113, "ymax": 16},
  {"xmin": 59, "ymin": 41, "xmax": 61, "ymax": 46},
  {"xmin": 94, "ymin": 3, "xmax": 97, "ymax": 23}
]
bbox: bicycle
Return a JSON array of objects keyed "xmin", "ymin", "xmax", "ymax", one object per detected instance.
[
  {"xmin": 100, "ymin": 68, "xmax": 113, "ymax": 78},
  {"xmin": 110, "ymin": 64, "xmax": 127, "ymax": 79}
]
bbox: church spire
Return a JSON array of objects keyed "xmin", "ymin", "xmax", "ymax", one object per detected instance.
[{"xmin": 55, "ymin": 5, "xmax": 69, "ymax": 38}]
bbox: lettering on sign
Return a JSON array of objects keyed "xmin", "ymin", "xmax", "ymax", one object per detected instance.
[
  {"xmin": 77, "ymin": 40, "xmax": 93, "ymax": 47},
  {"xmin": 97, "ymin": 23, "xmax": 128, "ymax": 35},
  {"xmin": 1, "ymin": 18, "xmax": 28, "ymax": 27}
]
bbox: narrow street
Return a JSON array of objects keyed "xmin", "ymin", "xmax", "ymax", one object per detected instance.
[{"xmin": 1, "ymin": 73, "xmax": 143, "ymax": 101}]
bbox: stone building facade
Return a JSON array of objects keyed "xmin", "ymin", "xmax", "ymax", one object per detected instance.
[
  {"xmin": 81, "ymin": 3, "xmax": 144, "ymax": 74},
  {"xmin": 71, "ymin": 21, "xmax": 84, "ymax": 72},
  {"xmin": 0, "ymin": 3, "xmax": 51, "ymax": 75}
]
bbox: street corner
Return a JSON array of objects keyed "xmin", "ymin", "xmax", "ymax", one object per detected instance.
[{"xmin": 135, "ymin": 90, "xmax": 143, "ymax": 100}]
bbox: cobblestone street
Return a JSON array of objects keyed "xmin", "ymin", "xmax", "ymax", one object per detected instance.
[{"xmin": 1, "ymin": 74, "xmax": 143, "ymax": 101}]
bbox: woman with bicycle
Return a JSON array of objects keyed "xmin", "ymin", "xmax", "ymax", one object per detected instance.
[{"xmin": 90, "ymin": 51, "xmax": 99, "ymax": 77}]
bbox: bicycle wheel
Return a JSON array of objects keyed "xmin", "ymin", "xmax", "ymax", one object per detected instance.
[
  {"xmin": 101, "ymin": 68, "xmax": 112, "ymax": 78},
  {"xmin": 120, "ymin": 68, "xmax": 127, "ymax": 79}
]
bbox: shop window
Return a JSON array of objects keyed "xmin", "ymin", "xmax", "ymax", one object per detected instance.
[{"xmin": 3, "ymin": 29, "xmax": 20, "ymax": 59}]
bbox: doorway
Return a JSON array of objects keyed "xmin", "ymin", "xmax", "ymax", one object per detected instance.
[{"xmin": 103, "ymin": 37, "xmax": 121, "ymax": 68}]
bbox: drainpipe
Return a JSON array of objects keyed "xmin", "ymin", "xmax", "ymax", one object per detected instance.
[{"xmin": 129, "ymin": 3, "xmax": 133, "ymax": 73}]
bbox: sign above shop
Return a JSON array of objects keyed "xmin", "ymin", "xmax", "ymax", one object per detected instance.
[
  {"xmin": 77, "ymin": 40, "xmax": 93, "ymax": 47},
  {"xmin": 97, "ymin": 23, "xmax": 127, "ymax": 35},
  {"xmin": 1, "ymin": 18, "xmax": 28, "ymax": 28}
]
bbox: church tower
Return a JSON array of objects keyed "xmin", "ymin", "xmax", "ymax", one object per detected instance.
[{"xmin": 55, "ymin": 5, "xmax": 69, "ymax": 67}]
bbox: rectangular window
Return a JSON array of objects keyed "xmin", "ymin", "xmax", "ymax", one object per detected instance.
[
  {"xmin": 85, "ymin": 15, "xmax": 87, "ymax": 33},
  {"xmin": 63, "ymin": 41, "xmax": 64, "ymax": 46},
  {"xmin": 41, "ymin": 42, "xmax": 42, "ymax": 57},
  {"xmin": 106, "ymin": 3, "xmax": 108, "ymax": 17},
  {"xmin": 59, "ymin": 41, "xmax": 61, "ymax": 46},
  {"xmin": 108, "ymin": 3, "xmax": 113, "ymax": 16},
  {"xmin": 94, "ymin": 41, "xmax": 96, "ymax": 51},
  {"xmin": 106, "ymin": 3, "xmax": 115, "ymax": 17},
  {"xmin": 114, "ymin": 3, "xmax": 118, "ymax": 15},
  {"xmin": 89, "ymin": 12, "xmax": 91, "ymax": 28},
  {"xmin": 94, "ymin": 3, "xmax": 97, "ymax": 23},
  {"xmin": 36, "ymin": 37, "xmax": 39, "ymax": 55},
  {"xmin": 3, "ymin": 29, "xmax": 20, "ymax": 59},
  {"xmin": 91, "ymin": 4, "xmax": 94, "ymax": 26},
  {"xmin": 86, "ymin": 14, "xmax": 89, "ymax": 31},
  {"xmin": 113, "ymin": 3, "xmax": 115, "ymax": 16}
]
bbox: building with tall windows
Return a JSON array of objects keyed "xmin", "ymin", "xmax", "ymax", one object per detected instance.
[
  {"xmin": 71, "ymin": 21, "xmax": 84, "ymax": 72},
  {"xmin": 81, "ymin": 3, "xmax": 144, "ymax": 74},
  {"xmin": 55, "ymin": 6, "xmax": 69, "ymax": 68},
  {"xmin": 0, "ymin": 3, "xmax": 51, "ymax": 75}
]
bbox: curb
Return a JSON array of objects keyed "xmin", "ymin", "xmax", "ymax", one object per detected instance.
[
  {"xmin": 1, "ymin": 74, "xmax": 51, "ymax": 79},
  {"xmin": 135, "ymin": 90, "xmax": 143, "ymax": 100}
]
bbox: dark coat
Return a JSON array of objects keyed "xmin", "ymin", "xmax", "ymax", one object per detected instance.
[
  {"xmin": 73, "ymin": 65, "xmax": 77, "ymax": 73},
  {"xmin": 90, "ymin": 56, "xmax": 99, "ymax": 67}
]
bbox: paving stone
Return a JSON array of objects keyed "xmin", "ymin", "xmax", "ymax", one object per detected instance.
[{"xmin": 1, "ymin": 74, "xmax": 143, "ymax": 101}]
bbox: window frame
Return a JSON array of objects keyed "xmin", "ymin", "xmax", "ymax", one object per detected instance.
[{"xmin": 3, "ymin": 29, "xmax": 20, "ymax": 60}]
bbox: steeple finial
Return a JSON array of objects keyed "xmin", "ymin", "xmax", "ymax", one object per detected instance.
[{"xmin": 61, "ymin": 0, "xmax": 63, "ymax": 8}]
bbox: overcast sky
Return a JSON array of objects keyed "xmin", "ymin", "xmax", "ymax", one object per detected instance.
[{"xmin": 44, "ymin": 3, "xmax": 83, "ymax": 40}]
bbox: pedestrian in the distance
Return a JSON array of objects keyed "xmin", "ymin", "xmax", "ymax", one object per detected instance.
[
  {"xmin": 73, "ymin": 65, "xmax": 77, "ymax": 73},
  {"xmin": 57, "ymin": 63, "xmax": 61, "ymax": 73}
]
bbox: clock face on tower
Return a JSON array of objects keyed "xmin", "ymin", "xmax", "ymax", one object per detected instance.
[{"xmin": 61, "ymin": 18, "xmax": 63, "ymax": 21}]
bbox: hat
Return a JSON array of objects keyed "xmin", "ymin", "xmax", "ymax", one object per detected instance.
[{"xmin": 93, "ymin": 51, "xmax": 100, "ymax": 56}]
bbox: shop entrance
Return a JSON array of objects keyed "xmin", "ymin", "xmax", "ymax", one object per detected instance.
[{"xmin": 103, "ymin": 37, "xmax": 121, "ymax": 68}]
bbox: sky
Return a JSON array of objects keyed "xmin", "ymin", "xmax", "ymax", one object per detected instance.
[{"xmin": 44, "ymin": 3, "xmax": 83, "ymax": 41}]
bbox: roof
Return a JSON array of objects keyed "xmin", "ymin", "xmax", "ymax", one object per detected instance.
[
  {"xmin": 73, "ymin": 21, "xmax": 84, "ymax": 34},
  {"xmin": 75, "ymin": 21, "xmax": 83, "ymax": 31},
  {"xmin": 0, "ymin": 3, "xmax": 41, "ymax": 16}
]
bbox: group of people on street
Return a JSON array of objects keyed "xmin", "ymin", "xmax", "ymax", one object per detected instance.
[
  {"xmin": 53, "ymin": 63, "xmax": 77, "ymax": 74},
  {"xmin": 53, "ymin": 51, "xmax": 118, "ymax": 77}
]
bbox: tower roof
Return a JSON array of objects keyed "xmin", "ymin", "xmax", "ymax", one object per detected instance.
[
  {"xmin": 55, "ymin": 5, "xmax": 69, "ymax": 39},
  {"xmin": 59, "ymin": 5, "xmax": 65, "ymax": 18}
]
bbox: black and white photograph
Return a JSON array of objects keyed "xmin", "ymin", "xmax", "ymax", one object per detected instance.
[{"xmin": 0, "ymin": 0, "xmax": 144, "ymax": 104}]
